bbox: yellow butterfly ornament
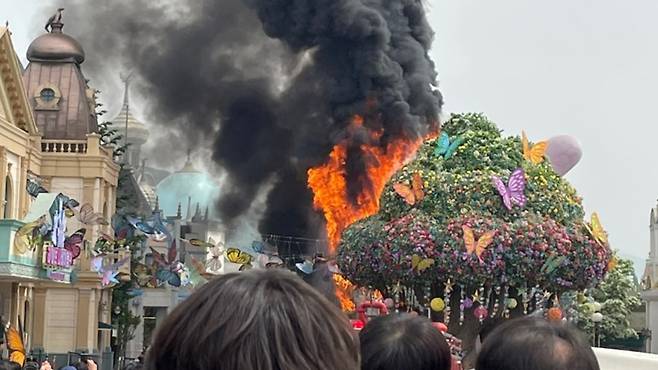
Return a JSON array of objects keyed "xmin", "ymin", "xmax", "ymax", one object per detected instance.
[
  {"xmin": 225, "ymin": 248, "xmax": 254, "ymax": 271},
  {"xmin": 522, "ymin": 130, "xmax": 549, "ymax": 165},
  {"xmin": 584, "ymin": 212, "xmax": 608, "ymax": 246},
  {"xmin": 411, "ymin": 254, "xmax": 434, "ymax": 272},
  {"xmin": 462, "ymin": 225, "xmax": 496, "ymax": 261}
]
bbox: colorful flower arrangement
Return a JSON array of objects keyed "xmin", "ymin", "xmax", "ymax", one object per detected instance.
[{"xmin": 337, "ymin": 113, "xmax": 612, "ymax": 324}]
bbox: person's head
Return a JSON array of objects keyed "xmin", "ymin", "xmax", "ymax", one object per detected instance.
[
  {"xmin": 476, "ymin": 317, "xmax": 600, "ymax": 370},
  {"xmin": 146, "ymin": 269, "xmax": 359, "ymax": 370},
  {"xmin": 123, "ymin": 362, "xmax": 143, "ymax": 370},
  {"xmin": 359, "ymin": 314, "xmax": 452, "ymax": 370},
  {"xmin": 0, "ymin": 360, "xmax": 22, "ymax": 370}
]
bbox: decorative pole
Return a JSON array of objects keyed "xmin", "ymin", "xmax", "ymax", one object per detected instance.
[{"xmin": 119, "ymin": 72, "xmax": 133, "ymax": 166}]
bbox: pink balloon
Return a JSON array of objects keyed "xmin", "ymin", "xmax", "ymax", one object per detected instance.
[{"xmin": 546, "ymin": 135, "xmax": 583, "ymax": 176}]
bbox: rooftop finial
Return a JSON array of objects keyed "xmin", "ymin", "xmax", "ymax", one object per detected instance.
[
  {"xmin": 119, "ymin": 71, "xmax": 134, "ymax": 109},
  {"xmin": 177, "ymin": 202, "xmax": 182, "ymax": 218},
  {"xmin": 45, "ymin": 8, "xmax": 65, "ymax": 33}
]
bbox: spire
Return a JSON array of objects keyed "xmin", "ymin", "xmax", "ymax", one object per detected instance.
[
  {"xmin": 177, "ymin": 202, "xmax": 182, "ymax": 218},
  {"xmin": 180, "ymin": 148, "xmax": 197, "ymax": 172},
  {"xmin": 204, "ymin": 206, "xmax": 209, "ymax": 221},
  {"xmin": 120, "ymin": 72, "xmax": 133, "ymax": 110},
  {"xmin": 192, "ymin": 203, "xmax": 202, "ymax": 222},
  {"xmin": 186, "ymin": 196, "xmax": 192, "ymax": 220}
]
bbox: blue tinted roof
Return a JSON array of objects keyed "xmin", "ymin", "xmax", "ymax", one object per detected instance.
[{"xmin": 155, "ymin": 169, "xmax": 220, "ymax": 218}]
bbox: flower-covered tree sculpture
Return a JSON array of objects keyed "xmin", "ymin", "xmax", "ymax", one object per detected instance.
[{"xmin": 337, "ymin": 113, "xmax": 612, "ymax": 346}]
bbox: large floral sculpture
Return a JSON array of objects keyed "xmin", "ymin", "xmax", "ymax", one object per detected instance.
[{"xmin": 337, "ymin": 113, "xmax": 611, "ymax": 337}]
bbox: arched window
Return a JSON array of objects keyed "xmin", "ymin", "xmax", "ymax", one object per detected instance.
[{"xmin": 3, "ymin": 175, "xmax": 13, "ymax": 218}]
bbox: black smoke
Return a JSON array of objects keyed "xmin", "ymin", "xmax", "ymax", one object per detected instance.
[{"xmin": 41, "ymin": 0, "xmax": 441, "ymax": 244}]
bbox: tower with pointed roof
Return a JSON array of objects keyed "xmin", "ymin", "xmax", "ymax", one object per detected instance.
[
  {"xmin": 643, "ymin": 202, "xmax": 658, "ymax": 353},
  {"xmin": 112, "ymin": 74, "xmax": 148, "ymax": 168}
]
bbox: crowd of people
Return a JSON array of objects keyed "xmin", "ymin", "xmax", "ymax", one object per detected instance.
[{"xmin": 2, "ymin": 269, "xmax": 601, "ymax": 370}]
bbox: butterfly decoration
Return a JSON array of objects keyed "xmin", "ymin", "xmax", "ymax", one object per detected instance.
[
  {"xmin": 252, "ymin": 240, "xmax": 268, "ymax": 254},
  {"xmin": 266, "ymin": 255, "xmax": 285, "ymax": 269},
  {"xmin": 584, "ymin": 212, "xmax": 608, "ymax": 246},
  {"xmin": 26, "ymin": 178, "xmax": 47, "ymax": 198},
  {"xmin": 296, "ymin": 259, "xmax": 314, "ymax": 275},
  {"xmin": 49, "ymin": 194, "xmax": 79, "ymax": 223},
  {"xmin": 99, "ymin": 256, "xmax": 130, "ymax": 287},
  {"xmin": 393, "ymin": 172, "xmax": 424, "ymax": 206},
  {"xmin": 206, "ymin": 243, "xmax": 225, "ymax": 272},
  {"xmin": 13, "ymin": 216, "xmax": 47, "ymax": 255},
  {"xmin": 150, "ymin": 242, "xmax": 181, "ymax": 287},
  {"xmin": 186, "ymin": 238, "xmax": 215, "ymax": 249},
  {"xmin": 226, "ymin": 248, "xmax": 254, "ymax": 271},
  {"xmin": 127, "ymin": 214, "xmax": 169, "ymax": 242},
  {"xmin": 411, "ymin": 254, "xmax": 434, "ymax": 272},
  {"xmin": 183, "ymin": 256, "xmax": 208, "ymax": 288},
  {"xmin": 462, "ymin": 225, "xmax": 496, "ymax": 261},
  {"xmin": 133, "ymin": 263, "xmax": 155, "ymax": 288},
  {"xmin": 64, "ymin": 228, "xmax": 86, "ymax": 260},
  {"xmin": 541, "ymin": 255, "xmax": 567, "ymax": 274},
  {"xmin": 5, "ymin": 326, "xmax": 25, "ymax": 366},
  {"xmin": 90, "ymin": 255, "xmax": 104, "ymax": 273},
  {"xmin": 76, "ymin": 203, "xmax": 108, "ymax": 226},
  {"xmin": 327, "ymin": 260, "xmax": 341, "ymax": 274},
  {"xmin": 491, "ymin": 168, "xmax": 527, "ymax": 211},
  {"xmin": 521, "ymin": 130, "xmax": 549, "ymax": 165},
  {"xmin": 296, "ymin": 254, "xmax": 339, "ymax": 275},
  {"xmin": 434, "ymin": 132, "xmax": 465, "ymax": 159}
]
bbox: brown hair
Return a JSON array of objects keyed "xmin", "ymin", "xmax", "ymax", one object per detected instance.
[
  {"xmin": 145, "ymin": 269, "xmax": 359, "ymax": 370},
  {"xmin": 360, "ymin": 314, "xmax": 452, "ymax": 370},
  {"xmin": 476, "ymin": 317, "xmax": 600, "ymax": 370}
]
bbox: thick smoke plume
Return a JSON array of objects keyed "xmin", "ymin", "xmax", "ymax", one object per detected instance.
[{"xmin": 45, "ymin": 0, "xmax": 442, "ymax": 244}]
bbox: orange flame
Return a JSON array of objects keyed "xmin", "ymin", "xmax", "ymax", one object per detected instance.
[{"xmin": 308, "ymin": 116, "xmax": 423, "ymax": 253}]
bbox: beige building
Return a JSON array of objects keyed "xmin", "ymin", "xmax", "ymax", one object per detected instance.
[{"xmin": 0, "ymin": 17, "xmax": 119, "ymax": 361}]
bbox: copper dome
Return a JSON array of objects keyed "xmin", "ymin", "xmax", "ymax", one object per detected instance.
[{"xmin": 26, "ymin": 23, "xmax": 85, "ymax": 64}]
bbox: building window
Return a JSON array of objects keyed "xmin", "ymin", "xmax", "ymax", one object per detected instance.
[{"xmin": 40, "ymin": 88, "xmax": 55, "ymax": 102}]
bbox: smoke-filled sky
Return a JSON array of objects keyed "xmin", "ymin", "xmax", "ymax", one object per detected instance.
[{"xmin": 2, "ymin": 0, "xmax": 656, "ymax": 272}]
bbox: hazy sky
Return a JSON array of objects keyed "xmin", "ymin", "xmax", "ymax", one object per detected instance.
[{"xmin": 2, "ymin": 0, "xmax": 655, "ymax": 271}]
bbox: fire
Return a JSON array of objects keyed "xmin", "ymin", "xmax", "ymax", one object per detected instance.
[
  {"xmin": 307, "ymin": 117, "xmax": 423, "ymax": 253},
  {"xmin": 333, "ymin": 274, "xmax": 356, "ymax": 312},
  {"xmin": 308, "ymin": 115, "xmax": 425, "ymax": 311}
]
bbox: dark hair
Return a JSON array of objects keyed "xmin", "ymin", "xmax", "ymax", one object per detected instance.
[
  {"xmin": 479, "ymin": 317, "xmax": 505, "ymax": 343},
  {"xmin": 360, "ymin": 314, "xmax": 452, "ymax": 370},
  {"xmin": 476, "ymin": 317, "xmax": 600, "ymax": 370},
  {"xmin": 0, "ymin": 361, "xmax": 22, "ymax": 370},
  {"xmin": 145, "ymin": 269, "xmax": 359, "ymax": 370},
  {"xmin": 123, "ymin": 362, "xmax": 144, "ymax": 370}
]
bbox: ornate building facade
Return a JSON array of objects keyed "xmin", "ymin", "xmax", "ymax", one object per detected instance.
[{"xmin": 0, "ymin": 16, "xmax": 118, "ymax": 363}]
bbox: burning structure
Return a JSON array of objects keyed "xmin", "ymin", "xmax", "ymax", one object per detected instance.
[{"xmin": 54, "ymin": 0, "xmax": 442, "ymax": 255}]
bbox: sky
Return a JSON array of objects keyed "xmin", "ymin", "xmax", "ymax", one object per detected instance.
[{"xmin": 1, "ymin": 0, "xmax": 655, "ymax": 272}]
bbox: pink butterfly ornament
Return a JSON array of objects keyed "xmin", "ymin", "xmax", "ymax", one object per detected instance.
[
  {"xmin": 91, "ymin": 255, "xmax": 104, "ymax": 273},
  {"xmin": 492, "ymin": 168, "xmax": 527, "ymax": 210},
  {"xmin": 102, "ymin": 270, "xmax": 119, "ymax": 286}
]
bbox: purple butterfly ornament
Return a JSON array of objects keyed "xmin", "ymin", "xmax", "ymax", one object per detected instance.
[{"xmin": 492, "ymin": 168, "xmax": 527, "ymax": 210}]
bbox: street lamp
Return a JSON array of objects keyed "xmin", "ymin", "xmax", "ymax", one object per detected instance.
[{"xmin": 591, "ymin": 312, "xmax": 603, "ymax": 347}]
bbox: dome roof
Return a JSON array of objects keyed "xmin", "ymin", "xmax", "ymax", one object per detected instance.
[
  {"xmin": 26, "ymin": 23, "xmax": 85, "ymax": 64},
  {"xmin": 155, "ymin": 159, "xmax": 220, "ymax": 219}
]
